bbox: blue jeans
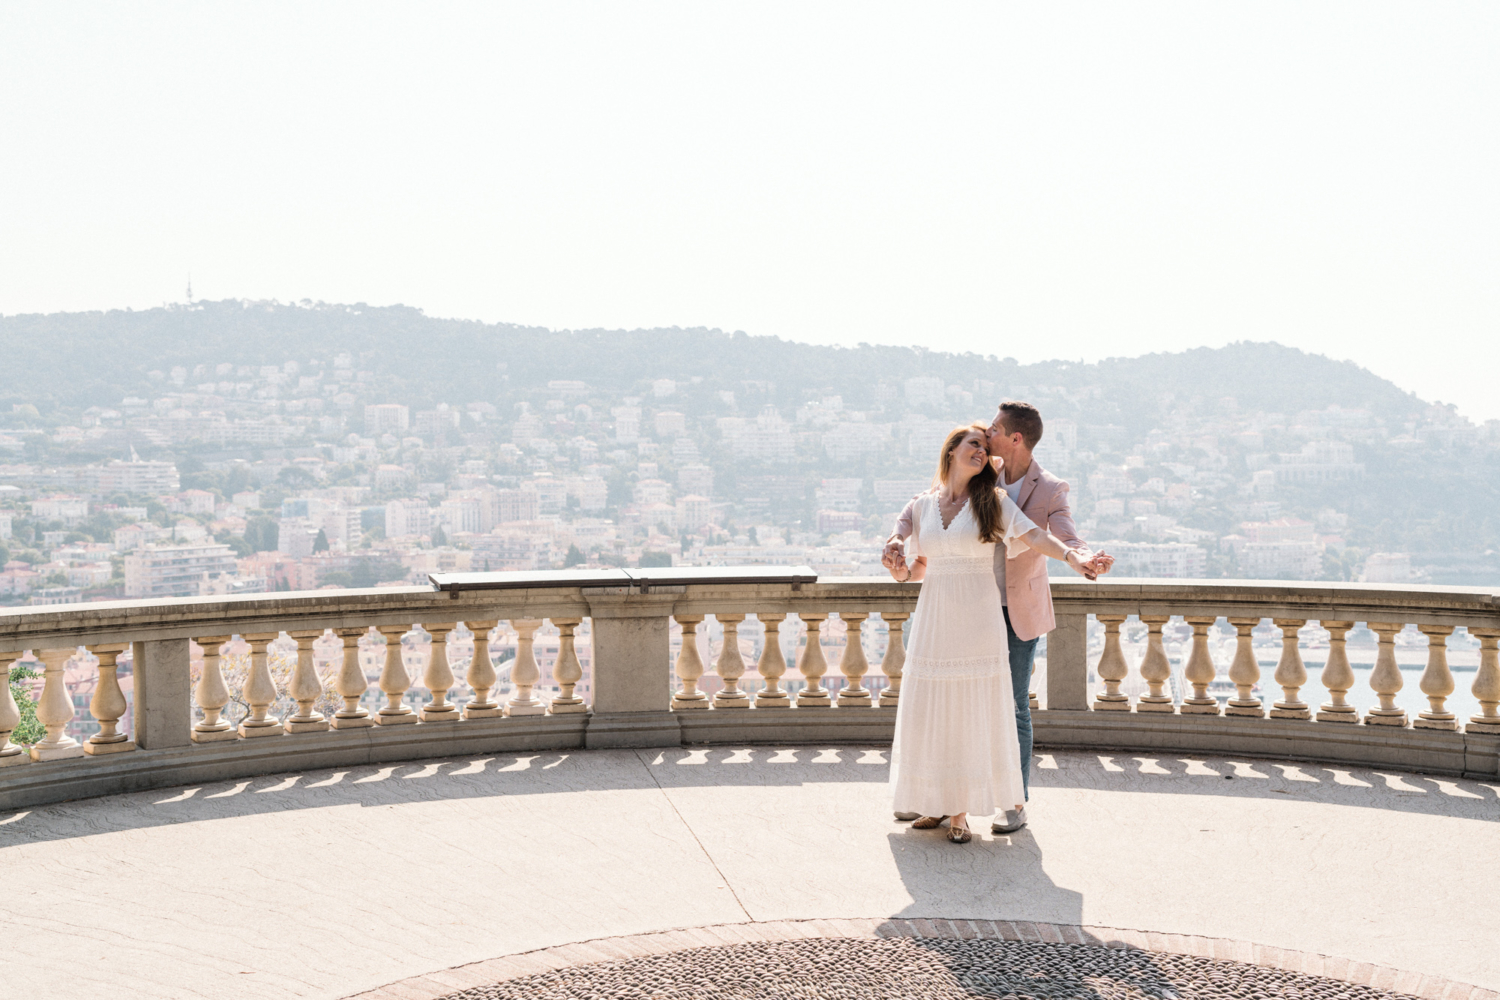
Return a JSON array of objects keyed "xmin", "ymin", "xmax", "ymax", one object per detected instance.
[{"xmin": 1004, "ymin": 607, "xmax": 1039, "ymax": 801}]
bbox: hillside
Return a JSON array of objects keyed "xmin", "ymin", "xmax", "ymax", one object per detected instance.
[
  {"xmin": 0, "ymin": 301, "xmax": 1425, "ymax": 425},
  {"xmin": 2, "ymin": 300, "xmax": 1495, "ymax": 585}
]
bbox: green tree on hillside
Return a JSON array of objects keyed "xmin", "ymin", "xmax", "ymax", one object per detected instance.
[{"xmin": 244, "ymin": 516, "xmax": 278, "ymax": 552}]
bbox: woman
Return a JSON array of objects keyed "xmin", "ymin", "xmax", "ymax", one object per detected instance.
[{"xmin": 886, "ymin": 423, "xmax": 1094, "ymax": 843}]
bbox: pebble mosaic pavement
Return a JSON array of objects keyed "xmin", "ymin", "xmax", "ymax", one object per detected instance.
[
  {"xmin": 351, "ymin": 920, "xmax": 1496, "ymax": 1000},
  {"xmin": 436, "ymin": 937, "xmax": 1415, "ymax": 1000}
]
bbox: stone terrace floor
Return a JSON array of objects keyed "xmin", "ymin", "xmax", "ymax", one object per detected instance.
[{"xmin": 2, "ymin": 746, "xmax": 1498, "ymax": 999}]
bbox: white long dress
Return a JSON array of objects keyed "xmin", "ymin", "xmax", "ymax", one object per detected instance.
[{"xmin": 890, "ymin": 489, "xmax": 1038, "ymax": 818}]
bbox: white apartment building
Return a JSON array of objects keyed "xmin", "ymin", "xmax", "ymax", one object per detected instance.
[
  {"xmin": 124, "ymin": 543, "xmax": 237, "ymax": 598},
  {"xmin": 30, "ymin": 496, "xmax": 89, "ymax": 524},
  {"xmin": 494, "ymin": 486, "xmax": 539, "ymax": 523},
  {"xmin": 531, "ymin": 476, "xmax": 568, "ymax": 514},
  {"xmin": 438, "ymin": 495, "xmax": 487, "ymax": 535},
  {"xmin": 874, "ymin": 479, "xmax": 929, "ymax": 509},
  {"xmin": 634, "ymin": 478, "xmax": 673, "ymax": 506},
  {"xmin": 716, "ymin": 408, "xmax": 796, "ymax": 463},
  {"xmin": 178, "ymin": 489, "xmax": 217, "ymax": 514},
  {"xmin": 319, "ymin": 505, "xmax": 362, "ymax": 551},
  {"xmin": 1239, "ymin": 541, "xmax": 1322, "ymax": 579},
  {"xmin": 678, "ymin": 465, "xmax": 715, "ymax": 498},
  {"xmin": 1240, "ymin": 518, "xmax": 1315, "ymax": 544},
  {"xmin": 822, "ymin": 423, "xmax": 889, "ymax": 463},
  {"xmin": 1274, "ymin": 441, "xmax": 1365, "ymax": 483},
  {"xmin": 612, "ymin": 406, "xmax": 642, "ymax": 444},
  {"xmin": 1088, "ymin": 466, "xmax": 1132, "ymax": 497},
  {"xmin": 1100, "ymin": 541, "xmax": 1207, "ymax": 579},
  {"xmin": 675, "ymin": 495, "xmax": 713, "ymax": 532},
  {"xmin": 385, "ymin": 499, "xmax": 432, "ymax": 539},
  {"xmin": 88, "ymin": 459, "xmax": 180, "ymax": 495},
  {"xmin": 364, "ymin": 404, "xmax": 410, "ymax": 436},
  {"xmin": 565, "ymin": 476, "xmax": 609, "ymax": 512},
  {"xmin": 654, "ymin": 411, "xmax": 686, "ymax": 436},
  {"xmin": 1095, "ymin": 498, "xmax": 1126, "ymax": 519},
  {"xmin": 815, "ymin": 479, "xmax": 863, "ymax": 512},
  {"xmin": 374, "ymin": 465, "xmax": 408, "ymax": 491},
  {"xmin": 277, "ymin": 518, "xmax": 321, "ymax": 557},
  {"xmin": 1363, "ymin": 552, "xmax": 1420, "ymax": 583}
]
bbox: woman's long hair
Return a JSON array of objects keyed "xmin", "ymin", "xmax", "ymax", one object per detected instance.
[{"xmin": 932, "ymin": 422, "xmax": 1003, "ymax": 543}]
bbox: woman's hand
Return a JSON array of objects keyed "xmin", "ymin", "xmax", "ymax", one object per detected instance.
[{"xmin": 1065, "ymin": 549, "xmax": 1099, "ymax": 581}]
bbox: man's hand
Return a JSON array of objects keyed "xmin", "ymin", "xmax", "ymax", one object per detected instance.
[
  {"xmin": 881, "ymin": 535, "xmax": 905, "ymax": 570},
  {"xmin": 1091, "ymin": 551, "xmax": 1115, "ymax": 576}
]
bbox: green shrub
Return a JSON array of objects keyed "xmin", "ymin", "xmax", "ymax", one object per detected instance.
[{"xmin": 8, "ymin": 660, "xmax": 45, "ymax": 745}]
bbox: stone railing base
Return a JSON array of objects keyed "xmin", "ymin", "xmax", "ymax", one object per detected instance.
[
  {"xmin": 1034, "ymin": 709, "xmax": 1500, "ymax": 780},
  {"xmin": 6, "ymin": 705, "xmax": 1498, "ymax": 811}
]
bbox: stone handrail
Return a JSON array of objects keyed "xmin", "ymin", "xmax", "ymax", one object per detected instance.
[{"xmin": 1, "ymin": 572, "xmax": 1497, "ymax": 809}]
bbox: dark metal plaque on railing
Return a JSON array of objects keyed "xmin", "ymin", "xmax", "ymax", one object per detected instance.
[
  {"xmin": 428, "ymin": 569, "xmax": 634, "ymax": 591},
  {"xmin": 625, "ymin": 566, "xmax": 817, "ymax": 587},
  {"xmin": 427, "ymin": 565, "xmax": 818, "ymax": 592}
]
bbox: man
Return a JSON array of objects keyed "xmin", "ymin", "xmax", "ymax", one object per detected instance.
[{"xmin": 882, "ymin": 400, "xmax": 1113, "ymax": 834}]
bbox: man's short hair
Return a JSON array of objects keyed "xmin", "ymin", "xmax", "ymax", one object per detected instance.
[{"xmin": 998, "ymin": 400, "xmax": 1043, "ymax": 450}]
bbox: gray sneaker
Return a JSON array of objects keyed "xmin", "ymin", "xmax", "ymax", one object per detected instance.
[
  {"xmin": 992, "ymin": 806, "xmax": 1027, "ymax": 834},
  {"xmin": 894, "ymin": 811, "xmax": 919, "ymax": 821}
]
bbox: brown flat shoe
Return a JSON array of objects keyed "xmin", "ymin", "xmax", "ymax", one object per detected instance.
[
  {"xmin": 947, "ymin": 821, "xmax": 972, "ymax": 844},
  {"xmin": 911, "ymin": 815, "xmax": 948, "ymax": 829}
]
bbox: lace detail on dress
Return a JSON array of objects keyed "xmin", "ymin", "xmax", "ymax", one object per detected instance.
[{"xmin": 905, "ymin": 653, "xmax": 1009, "ymax": 680}]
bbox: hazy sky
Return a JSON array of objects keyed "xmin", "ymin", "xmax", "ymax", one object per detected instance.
[{"xmin": 3, "ymin": 3, "xmax": 1497, "ymax": 419}]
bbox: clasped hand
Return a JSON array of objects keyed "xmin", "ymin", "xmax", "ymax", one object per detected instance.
[{"xmin": 881, "ymin": 536, "xmax": 1114, "ymax": 582}]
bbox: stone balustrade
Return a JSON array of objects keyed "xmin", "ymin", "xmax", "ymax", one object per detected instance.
[{"xmin": 1, "ymin": 570, "xmax": 1498, "ymax": 809}]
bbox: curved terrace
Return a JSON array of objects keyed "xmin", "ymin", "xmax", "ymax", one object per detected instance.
[{"xmin": 2, "ymin": 570, "xmax": 1498, "ymax": 999}]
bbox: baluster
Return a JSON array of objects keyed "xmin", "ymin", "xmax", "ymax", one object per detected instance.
[
  {"xmin": 374, "ymin": 625, "xmax": 418, "ymax": 725},
  {"xmin": 192, "ymin": 635, "xmax": 237, "ymax": 741},
  {"xmin": 753, "ymin": 614, "xmax": 790, "ymax": 708},
  {"xmin": 462, "ymin": 620, "xmax": 502, "ymax": 719},
  {"xmin": 1468, "ymin": 628, "xmax": 1500, "ymax": 733},
  {"xmin": 1092, "ymin": 615, "xmax": 1130, "ymax": 711},
  {"xmin": 1364, "ymin": 622, "xmax": 1408, "ymax": 726},
  {"xmin": 420, "ymin": 623, "xmax": 460, "ymax": 722},
  {"xmin": 550, "ymin": 618, "xmax": 588, "ymax": 714},
  {"xmin": 795, "ymin": 613, "xmax": 831, "ymax": 708},
  {"xmin": 505, "ymin": 619, "xmax": 547, "ymax": 716},
  {"xmin": 878, "ymin": 613, "xmax": 907, "ymax": 708},
  {"xmin": 1180, "ymin": 617, "xmax": 1220, "ymax": 714},
  {"xmin": 1224, "ymin": 618, "xmax": 1264, "ymax": 718},
  {"xmin": 83, "ymin": 643, "xmax": 135, "ymax": 754},
  {"xmin": 30, "ymin": 648, "xmax": 85, "ymax": 760},
  {"xmin": 238, "ymin": 633, "xmax": 284, "ymax": 737},
  {"xmin": 712, "ymin": 615, "xmax": 750, "ymax": 709},
  {"xmin": 835, "ymin": 613, "xmax": 872, "ymax": 707},
  {"xmin": 1269, "ymin": 618, "xmax": 1311, "ymax": 720},
  {"xmin": 1315, "ymin": 621, "xmax": 1358, "ymax": 723},
  {"xmin": 1414, "ymin": 624, "xmax": 1458, "ymax": 730},
  {"xmin": 670, "ymin": 615, "xmax": 709, "ymax": 710},
  {"xmin": 285, "ymin": 630, "xmax": 330, "ymax": 732},
  {"xmin": 330, "ymin": 628, "xmax": 375, "ymax": 729},
  {"xmin": 1136, "ymin": 615, "xmax": 1174, "ymax": 713},
  {"xmin": 0, "ymin": 651, "xmax": 30, "ymax": 766}
]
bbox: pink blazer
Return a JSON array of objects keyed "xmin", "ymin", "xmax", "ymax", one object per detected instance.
[{"xmin": 891, "ymin": 460, "xmax": 1086, "ymax": 642}]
